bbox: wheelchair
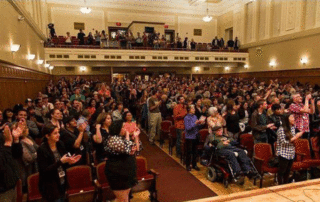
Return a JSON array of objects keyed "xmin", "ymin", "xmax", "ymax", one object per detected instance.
[{"xmin": 201, "ymin": 142, "xmax": 260, "ymax": 188}]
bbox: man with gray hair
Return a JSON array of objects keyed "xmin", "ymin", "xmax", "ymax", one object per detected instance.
[{"xmin": 289, "ymin": 93, "xmax": 315, "ymax": 139}]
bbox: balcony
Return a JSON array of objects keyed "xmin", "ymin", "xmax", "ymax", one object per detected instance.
[{"xmin": 45, "ymin": 45, "xmax": 249, "ymax": 67}]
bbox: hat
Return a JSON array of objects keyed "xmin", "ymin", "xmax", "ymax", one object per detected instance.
[
  {"xmin": 42, "ymin": 94, "xmax": 48, "ymax": 98},
  {"xmin": 212, "ymin": 126, "xmax": 222, "ymax": 132},
  {"xmin": 25, "ymin": 98, "xmax": 32, "ymax": 103}
]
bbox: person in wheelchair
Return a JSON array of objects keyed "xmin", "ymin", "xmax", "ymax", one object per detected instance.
[{"xmin": 211, "ymin": 126, "xmax": 259, "ymax": 180}]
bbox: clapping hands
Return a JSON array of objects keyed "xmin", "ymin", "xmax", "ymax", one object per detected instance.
[{"xmin": 60, "ymin": 154, "xmax": 82, "ymax": 165}]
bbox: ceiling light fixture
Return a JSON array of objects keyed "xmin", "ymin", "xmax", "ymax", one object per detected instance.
[
  {"xmin": 203, "ymin": 1, "xmax": 212, "ymax": 22},
  {"xmin": 225, "ymin": 66, "xmax": 230, "ymax": 70},
  {"xmin": 194, "ymin": 66, "xmax": 200, "ymax": 72},
  {"xmin": 44, "ymin": 64, "xmax": 50, "ymax": 68},
  {"xmin": 80, "ymin": 0, "xmax": 91, "ymax": 14},
  {"xmin": 27, "ymin": 54, "xmax": 35, "ymax": 60},
  {"xmin": 49, "ymin": 66, "xmax": 54, "ymax": 70},
  {"xmin": 11, "ymin": 44, "xmax": 21, "ymax": 52},
  {"xmin": 80, "ymin": 66, "xmax": 87, "ymax": 71},
  {"xmin": 244, "ymin": 64, "xmax": 249, "ymax": 68}
]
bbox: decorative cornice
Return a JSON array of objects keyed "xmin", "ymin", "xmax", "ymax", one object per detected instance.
[{"xmin": 8, "ymin": 0, "xmax": 46, "ymax": 40}]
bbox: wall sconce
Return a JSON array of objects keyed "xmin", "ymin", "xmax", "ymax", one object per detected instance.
[
  {"xmin": 49, "ymin": 66, "xmax": 54, "ymax": 70},
  {"xmin": 37, "ymin": 60, "xmax": 44, "ymax": 65},
  {"xmin": 269, "ymin": 60, "xmax": 276, "ymax": 67},
  {"xmin": 244, "ymin": 64, "xmax": 249, "ymax": 69},
  {"xmin": 300, "ymin": 57, "xmax": 308, "ymax": 65},
  {"xmin": 80, "ymin": 66, "xmax": 87, "ymax": 72},
  {"xmin": 44, "ymin": 64, "xmax": 50, "ymax": 68},
  {"xmin": 194, "ymin": 67, "xmax": 200, "ymax": 72},
  {"xmin": 225, "ymin": 66, "xmax": 230, "ymax": 70},
  {"xmin": 27, "ymin": 54, "xmax": 35, "ymax": 60},
  {"xmin": 11, "ymin": 44, "xmax": 21, "ymax": 52}
]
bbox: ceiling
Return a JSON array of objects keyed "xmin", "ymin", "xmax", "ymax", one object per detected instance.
[{"xmin": 46, "ymin": 0, "xmax": 242, "ymax": 16}]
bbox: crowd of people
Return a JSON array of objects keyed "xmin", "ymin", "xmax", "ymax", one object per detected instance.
[
  {"xmin": 48, "ymin": 24, "xmax": 241, "ymax": 51},
  {"xmin": 1, "ymin": 74, "xmax": 319, "ymax": 201}
]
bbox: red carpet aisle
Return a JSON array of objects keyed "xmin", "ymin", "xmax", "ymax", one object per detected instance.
[{"xmin": 139, "ymin": 132, "xmax": 217, "ymax": 202}]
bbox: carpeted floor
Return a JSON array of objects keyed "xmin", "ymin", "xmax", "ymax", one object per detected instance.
[{"xmin": 139, "ymin": 132, "xmax": 217, "ymax": 202}]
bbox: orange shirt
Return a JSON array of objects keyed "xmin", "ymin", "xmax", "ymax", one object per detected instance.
[
  {"xmin": 99, "ymin": 89, "xmax": 110, "ymax": 97},
  {"xmin": 173, "ymin": 104, "xmax": 187, "ymax": 129}
]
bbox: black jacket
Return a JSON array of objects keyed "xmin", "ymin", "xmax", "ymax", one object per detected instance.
[
  {"xmin": 0, "ymin": 143, "xmax": 23, "ymax": 193},
  {"xmin": 37, "ymin": 141, "xmax": 68, "ymax": 200}
]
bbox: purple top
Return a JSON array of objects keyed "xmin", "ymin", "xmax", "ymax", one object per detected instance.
[{"xmin": 184, "ymin": 114, "xmax": 200, "ymax": 139}]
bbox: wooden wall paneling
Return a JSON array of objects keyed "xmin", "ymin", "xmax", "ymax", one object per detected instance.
[{"xmin": 0, "ymin": 61, "xmax": 52, "ymax": 110}]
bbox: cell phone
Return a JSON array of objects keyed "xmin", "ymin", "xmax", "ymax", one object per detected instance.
[{"xmin": 67, "ymin": 152, "xmax": 72, "ymax": 157}]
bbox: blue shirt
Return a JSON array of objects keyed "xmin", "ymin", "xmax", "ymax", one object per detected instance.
[{"xmin": 184, "ymin": 114, "xmax": 200, "ymax": 140}]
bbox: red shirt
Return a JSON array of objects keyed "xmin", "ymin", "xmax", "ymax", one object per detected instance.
[
  {"xmin": 289, "ymin": 103, "xmax": 309, "ymax": 132},
  {"xmin": 173, "ymin": 104, "xmax": 187, "ymax": 129}
]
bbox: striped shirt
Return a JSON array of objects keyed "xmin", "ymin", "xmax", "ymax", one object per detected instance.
[{"xmin": 276, "ymin": 126, "xmax": 296, "ymax": 160}]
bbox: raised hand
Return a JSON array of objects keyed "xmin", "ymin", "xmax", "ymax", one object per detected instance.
[{"xmin": 3, "ymin": 125, "xmax": 13, "ymax": 145}]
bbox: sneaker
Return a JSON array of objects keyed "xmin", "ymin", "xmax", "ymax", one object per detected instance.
[
  {"xmin": 200, "ymin": 159, "xmax": 208, "ymax": 166},
  {"xmin": 193, "ymin": 166, "xmax": 200, "ymax": 171},
  {"xmin": 186, "ymin": 166, "xmax": 191, "ymax": 171}
]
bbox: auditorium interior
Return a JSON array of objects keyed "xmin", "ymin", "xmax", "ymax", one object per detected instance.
[{"xmin": 2, "ymin": 0, "xmax": 320, "ymax": 202}]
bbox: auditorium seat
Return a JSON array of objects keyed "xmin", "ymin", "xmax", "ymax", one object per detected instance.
[
  {"xmin": 294, "ymin": 139, "xmax": 320, "ymax": 167},
  {"xmin": 254, "ymin": 143, "xmax": 278, "ymax": 188},
  {"xmin": 66, "ymin": 165, "xmax": 96, "ymax": 202},
  {"xmin": 311, "ymin": 136, "xmax": 320, "ymax": 159},
  {"xmin": 168, "ymin": 125, "xmax": 176, "ymax": 156},
  {"xmin": 16, "ymin": 179, "xmax": 22, "ymax": 202},
  {"xmin": 95, "ymin": 162, "xmax": 115, "ymax": 201},
  {"xmin": 197, "ymin": 129, "xmax": 209, "ymax": 161},
  {"xmin": 160, "ymin": 120, "xmax": 172, "ymax": 147},
  {"xmin": 27, "ymin": 173, "xmax": 42, "ymax": 202},
  {"xmin": 239, "ymin": 134, "xmax": 254, "ymax": 158},
  {"xmin": 132, "ymin": 156, "xmax": 159, "ymax": 201}
]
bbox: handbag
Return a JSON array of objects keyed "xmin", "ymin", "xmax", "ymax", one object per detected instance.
[
  {"xmin": 104, "ymin": 135, "xmax": 134, "ymax": 155},
  {"xmin": 268, "ymin": 156, "xmax": 279, "ymax": 167}
]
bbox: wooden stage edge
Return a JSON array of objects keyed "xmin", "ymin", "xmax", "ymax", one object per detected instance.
[{"xmin": 188, "ymin": 178, "xmax": 320, "ymax": 202}]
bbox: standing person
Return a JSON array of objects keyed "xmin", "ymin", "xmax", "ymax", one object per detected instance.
[
  {"xmin": 142, "ymin": 32, "xmax": 148, "ymax": 47},
  {"xmin": 104, "ymin": 120, "xmax": 138, "ymax": 202},
  {"xmin": 0, "ymin": 125, "xmax": 23, "ymax": 202},
  {"xmin": 183, "ymin": 37, "xmax": 188, "ymax": 49},
  {"xmin": 289, "ymin": 93, "xmax": 315, "ymax": 139},
  {"xmin": 60, "ymin": 117, "xmax": 87, "ymax": 166},
  {"xmin": 251, "ymin": 99, "xmax": 276, "ymax": 143},
  {"xmin": 100, "ymin": 30, "xmax": 107, "ymax": 48},
  {"xmin": 37, "ymin": 124, "xmax": 81, "ymax": 202},
  {"xmin": 173, "ymin": 96, "xmax": 187, "ymax": 157},
  {"xmin": 219, "ymin": 37, "xmax": 225, "ymax": 50},
  {"xmin": 234, "ymin": 37, "xmax": 240, "ymax": 51},
  {"xmin": 212, "ymin": 36, "xmax": 220, "ymax": 49},
  {"xmin": 276, "ymin": 114, "xmax": 304, "ymax": 185},
  {"xmin": 77, "ymin": 29, "xmax": 85, "ymax": 45},
  {"xmin": 135, "ymin": 32, "xmax": 143, "ymax": 47},
  {"xmin": 225, "ymin": 100, "xmax": 240, "ymax": 141},
  {"xmin": 94, "ymin": 30, "xmax": 101, "ymax": 46},
  {"xmin": 122, "ymin": 111, "xmax": 141, "ymax": 152},
  {"xmin": 190, "ymin": 39, "xmax": 196, "ymax": 50},
  {"xmin": 87, "ymin": 32, "xmax": 94, "ymax": 45},
  {"xmin": 148, "ymin": 90, "xmax": 162, "ymax": 144},
  {"xmin": 184, "ymin": 105, "xmax": 204, "ymax": 171},
  {"xmin": 65, "ymin": 32, "xmax": 72, "ymax": 45},
  {"xmin": 92, "ymin": 113, "xmax": 112, "ymax": 163}
]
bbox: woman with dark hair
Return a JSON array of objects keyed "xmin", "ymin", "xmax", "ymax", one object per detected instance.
[
  {"xmin": 2, "ymin": 108, "xmax": 15, "ymax": 125},
  {"xmin": 122, "ymin": 111, "xmax": 140, "ymax": 152},
  {"xmin": 92, "ymin": 112, "xmax": 112, "ymax": 163},
  {"xmin": 37, "ymin": 124, "xmax": 81, "ymax": 202},
  {"xmin": 225, "ymin": 100, "xmax": 241, "ymax": 140},
  {"xmin": 184, "ymin": 105, "xmax": 205, "ymax": 171},
  {"xmin": 112, "ymin": 103, "xmax": 123, "ymax": 121},
  {"xmin": 86, "ymin": 98, "xmax": 97, "ymax": 115},
  {"xmin": 276, "ymin": 114, "xmax": 304, "ymax": 185},
  {"xmin": 104, "ymin": 120, "xmax": 137, "ymax": 202}
]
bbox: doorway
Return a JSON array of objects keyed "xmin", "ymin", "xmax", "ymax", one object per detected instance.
[
  {"xmin": 225, "ymin": 27, "xmax": 233, "ymax": 40},
  {"xmin": 165, "ymin": 29, "xmax": 175, "ymax": 43}
]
